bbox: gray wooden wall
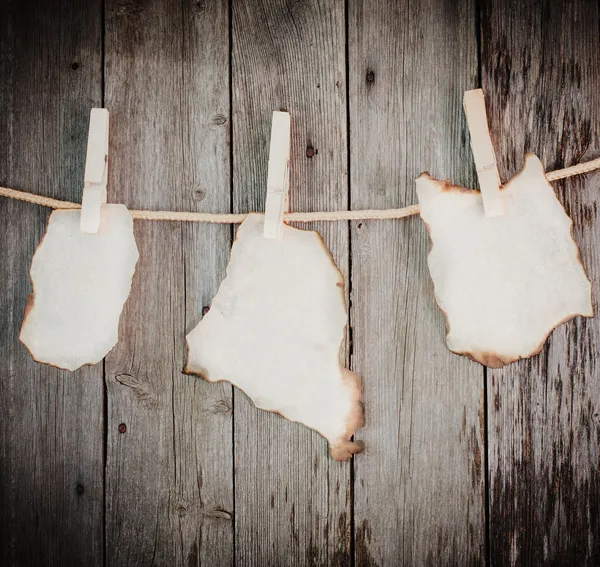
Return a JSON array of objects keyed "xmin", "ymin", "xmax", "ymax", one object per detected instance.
[{"xmin": 1, "ymin": 0, "xmax": 598, "ymax": 565}]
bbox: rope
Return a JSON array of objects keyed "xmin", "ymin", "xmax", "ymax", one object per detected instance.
[
  {"xmin": 1, "ymin": 158, "xmax": 598, "ymax": 223},
  {"xmin": 545, "ymin": 156, "xmax": 600, "ymax": 181}
]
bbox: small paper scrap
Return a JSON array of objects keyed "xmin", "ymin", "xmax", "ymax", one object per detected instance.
[
  {"xmin": 416, "ymin": 154, "xmax": 593, "ymax": 368},
  {"xmin": 20, "ymin": 205, "xmax": 139, "ymax": 371},
  {"xmin": 185, "ymin": 214, "xmax": 363, "ymax": 460}
]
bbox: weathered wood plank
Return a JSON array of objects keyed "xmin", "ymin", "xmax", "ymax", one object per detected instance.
[
  {"xmin": 482, "ymin": 0, "xmax": 600, "ymax": 564},
  {"xmin": 231, "ymin": 1, "xmax": 351, "ymax": 564},
  {"xmin": 0, "ymin": 1, "xmax": 104, "ymax": 565},
  {"xmin": 348, "ymin": 1, "xmax": 486, "ymax": 564},
  {"xmin": 104, "ymin": 0, "xmax": 233, "ymax": 564},
  {"xmin": 180, "ymin": 0, "xmax": 234, "ymax": 564}
]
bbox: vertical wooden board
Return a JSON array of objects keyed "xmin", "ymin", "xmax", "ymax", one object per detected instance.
[
  {"xmin": 104, "ymin": 0, "xmax": 233, "ymax": 565},
  {"xmin": 181, "ymin": 0, "xmax": 234, "ymax": 562},
  {"xmin": 349, "ymin": 1, "xmax": 485, "ymax": 564},
  {"xmin": 232, "ymin": 0, "xmax": 351, "ymax": 564},
  {"xmin": 0, "ymin": 1, "xmax": 104, "ymax": 565},
  {"xmin": 482, "ymin": 1, "xmax": 600, "ymax": 564}
]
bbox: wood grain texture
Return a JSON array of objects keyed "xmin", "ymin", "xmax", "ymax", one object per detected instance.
[
  {"xmin": 348, "ymin": 1, "xmax": 486, "ymax": 564},
  {"xmin": 2, "ymin": 1, "xmax": 600, "ymax": 564},
  {"xmin": 180, "ymin": 0, "xmax": 234, "ymax": 565},
  {"xmin": 231, "ymin": 1, "xmax": 351, "ymax": 564},
  {"xmin": 104, "ymin": 0, "xmax": 233, "ymax": 565},
  {"xmin": 0, "ymin": 1, "xmax": 104, "ymax": 565},
  {"xmin": 482, "ymin": 0, "xmax": 600, "ymax": 564}
]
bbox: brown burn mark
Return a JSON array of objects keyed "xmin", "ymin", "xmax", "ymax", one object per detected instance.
[
  {"xmin": 19, "ymin": 211, "xmax": 48, "ymax": 356},
  {"xmin": 21, "ymin": 209, "xmax": 139, "ymax": 371},
  {"xmin": 541, "ymin": 160, "xmax": 594, "ymax": 321},
  {"xmin": 21, "ymin": 292, "xmax": 35, "ymax": 328},
  {"xmin": 185, "ymin": 216, "xmax": 365, "ymax": 461},
  {"xmin": 465, "ymin": 351, "xmax": 513, "ymax": 369},
  {"xmin": 185, "ymin": 355, "xmax": 362, "ymax": 460},
  {"xmin": 330, "ymin": 369, "xmax": 365, "ymax": 461},
  {"xmin": 418, "ymin": 154, "xmax": 546, "ymax": 198},
  {"xmin": 19, "ymin": 210, "xmax": 85, "ymax": 371},
  {"xmin": 420, "ymin": 157, "xmax": 593, "ymax": 369},
  {"xmin": 417, "ymin": 171, "xmax": 479, "ymax": 195},
  {"xmin": 460, "ymin": 307, "xmax": 593, "ymax": 368},
  {"xmin": 311, "ymin": 228, "xmax": 365, "ymax": 459}
]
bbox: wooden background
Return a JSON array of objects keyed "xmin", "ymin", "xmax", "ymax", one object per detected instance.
[{"xmin": 0, "ymin": 0, "xmax": 598, "ymax": 565}]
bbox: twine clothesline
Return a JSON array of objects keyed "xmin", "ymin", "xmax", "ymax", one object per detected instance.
[{"xmin": 1, "ymin": 157, "xmax": 599, "ymax": 223}]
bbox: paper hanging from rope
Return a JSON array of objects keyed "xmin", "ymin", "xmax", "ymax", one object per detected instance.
[
  {"xmin": 20, "ymin": 206, "xmax": 139, "ymax": 370},
  {"xmin": 416, "ymin": 154, "xmax": 593, "ymax": 367},
  {"xmin": 185, "ymin": 214, "xmax": 363, "ymax": 460}
]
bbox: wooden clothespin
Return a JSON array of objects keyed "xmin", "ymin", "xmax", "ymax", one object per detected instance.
[
  {"xmin": 81, "ymin": 108, "xmax": 109, "ymax": 233},
  {"xmin": 264, "ymin": 111, "xmax": 291, "ymax": 239},
  {"xmin": 463, "ymin": 89, "xmax": 503, "ymax": 217}
]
